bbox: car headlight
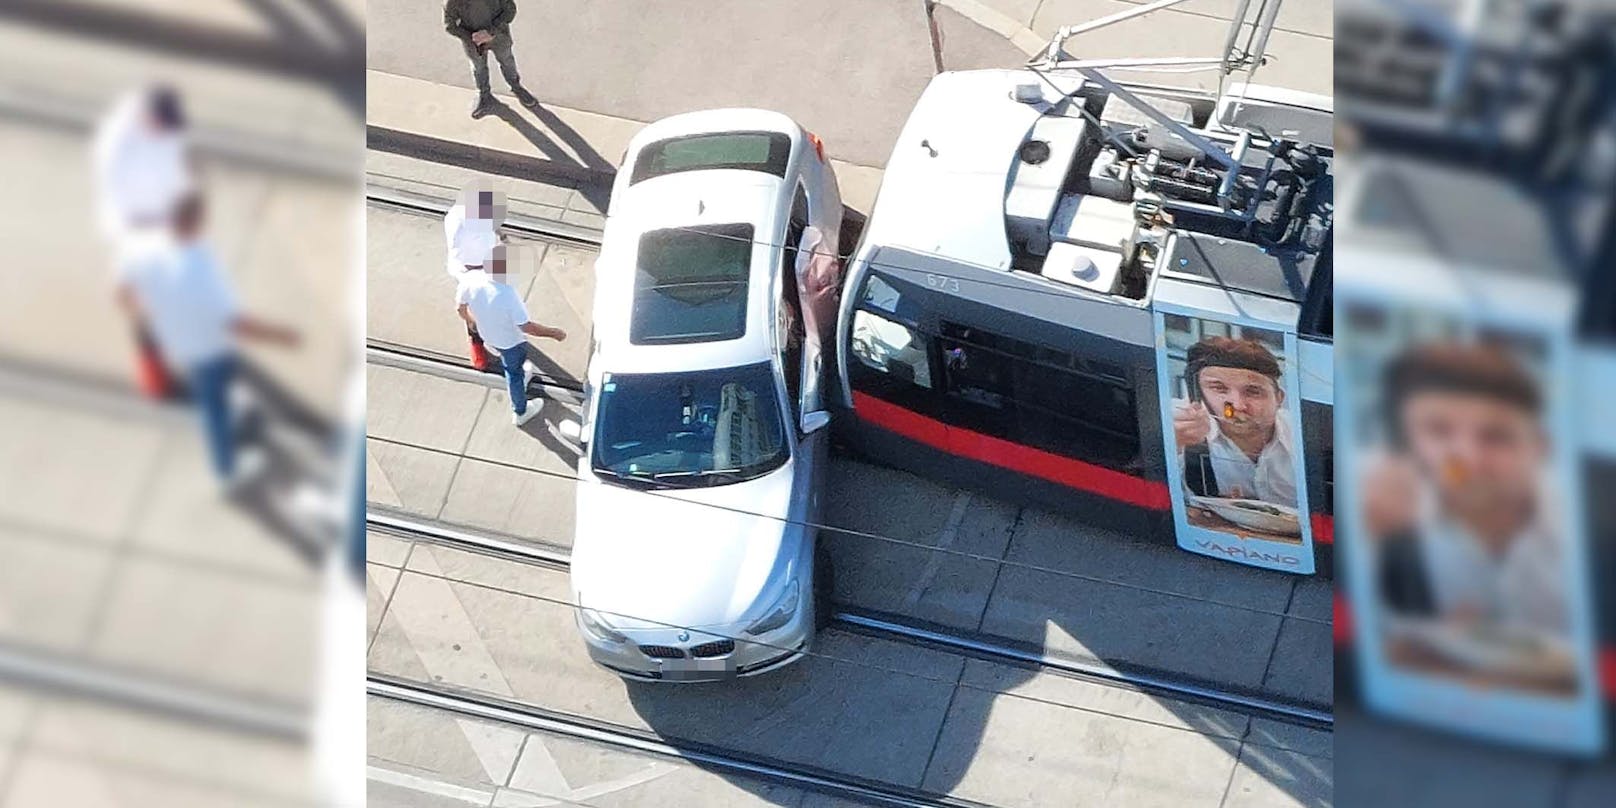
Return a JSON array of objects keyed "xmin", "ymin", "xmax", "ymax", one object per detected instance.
[
  {"xmin": 743, "ymin": 580, "xmax": 800, "ymax": 636},
  {"xmin": 578, "ymin": 606, "xmax": 628, "ymax": 644}
]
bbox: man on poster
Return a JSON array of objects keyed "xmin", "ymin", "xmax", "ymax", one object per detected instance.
[
  {"xmin": 1172, "ymin": 336, "xmax": 1298, "ymax": 506},
  {"xmin": 1367, "ymin": 343, "xmax": 1570, "ymax": 640}
]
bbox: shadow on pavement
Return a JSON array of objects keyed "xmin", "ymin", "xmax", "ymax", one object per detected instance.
[
  {"xmin": 488, "ymin": 101, "xmax": 614, "ymax": 214},
  {"xmin": 611, "ymin": 558, "xmax": 1325, "ymax": 807},
  {"xmin": 467, "ymin": 400, "xmax": 1327, "ymax": 805},
  {"xmin": 369, "ymin": 123, "xmax": 617, "ymax": 214},
  {"xmin": 189, "ymin": 356, "xmax": 345, "ymax": 567}
]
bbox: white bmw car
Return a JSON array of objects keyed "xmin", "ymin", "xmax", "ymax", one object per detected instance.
[{"xmin": 568, "ymin": 109, "xmax": 844, "ymax": 681}]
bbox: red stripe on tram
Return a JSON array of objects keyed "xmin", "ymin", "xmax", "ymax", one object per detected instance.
[
  {"xmin": 1311, "ymin": 513, "xmax": 1334, "ymax": 545},
  {"xmin": 852, "ymin": 392, "xmax": 1172, "ymax": 510}
]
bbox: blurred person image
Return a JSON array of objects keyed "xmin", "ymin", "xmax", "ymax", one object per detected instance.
[
  {"xmin": 1366, "ymin": 342, "xmax": 1574, "ymax": 690},
  {"xmin": 93, "ymin": 85, "xmax": 195, "ymax": 242},
  {"xmin": 444, "ymin": 0, "xmax": 538, "ymax": 118},
  {"xmin": 115, "ymin": 195, "xmax": 299, "ymax": 491},
  {"xmin": 92, "ymin": 85, "xmax": 198, "ymax": 399},
  {"xmin": 1172, "ymin": 335, "xmax": 1299, "ymax": 524},
  {"xmin": 455, "ymin": 244, "xmax": 567, "ymax": 426},
  {"xmin": 444, "ymin": 182, "xmax": 505, "ymax": 370}
]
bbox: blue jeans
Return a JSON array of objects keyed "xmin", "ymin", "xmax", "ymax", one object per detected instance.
[
  {"xmin": 188, "ymin": 354, "xmax": 237, "ymax": 480},
  {"xmin": 495, "ymin": 343, "xmax": 530, "ymax": 415}
]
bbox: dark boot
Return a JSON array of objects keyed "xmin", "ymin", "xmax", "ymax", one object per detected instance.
[
  {"xmin": 512, "ymin": 85, "xmax": 539, "ymax": 109},
  {"xmin": 471, "ymin": 93, "xmax": 494, "ymax": 119}
]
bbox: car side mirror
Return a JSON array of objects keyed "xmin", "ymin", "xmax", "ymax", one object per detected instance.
[
  {"xmin": 558, "ymin": 419, "xmax": 584, "ymax": 442},
  {"xmin": 800, "ymin": 410, "xmax": 831, "ymax": 435}
]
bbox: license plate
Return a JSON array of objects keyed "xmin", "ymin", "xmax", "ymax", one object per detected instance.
[{"xmin": 661, "ymin": 657, "xmax": 734, "ymax": 680}]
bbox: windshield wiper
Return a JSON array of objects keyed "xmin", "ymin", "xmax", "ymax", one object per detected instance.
[
  {"xmin": 650, "ymin": 467, "xmax": 764, "ymax": 486},
  {"xmin": 650, "ymin": 467, "xmax": 745, "ymax": 480},
  {"xmin": 594, "ymin": 467, "xmax": 680, "ymax": 489}
]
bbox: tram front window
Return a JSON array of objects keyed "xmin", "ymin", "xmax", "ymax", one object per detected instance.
[
  {"xmin": 850, "ymin": 309, "xmax": 932, "ymax": 388},
  {"xmin": 591, "ymin": 363, "xmax": 788, "ymax": 487}
]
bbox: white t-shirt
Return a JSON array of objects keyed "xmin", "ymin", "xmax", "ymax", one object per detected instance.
[
  {"xmin": 456, "ymin": 271, "xmax": 529, "ymax": 350},
  {"xmin": 1180, "ymin": 401, "xmax": 1298, "ymax": 505},
  {"xmin": 1415, "ymin": 480, "xmax": 1569, "ymax": 636},
  {"xmin": 443, "ymin": 202, "xmax": 498, "ymax": 278},
  {"xmin": 119, "ymin": 237, "xmax": 238, "ymax": 370},
  {"xmin": 93, "ymin": 94, "xmax": 193, "ymax": 241}
]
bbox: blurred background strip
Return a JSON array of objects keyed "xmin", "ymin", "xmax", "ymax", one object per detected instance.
[
  {"xmin": 1334, "ymin": 1, "xmax": 1616, "ymax": 806},
  {"xmin": 0, "ymin": 1, "xmax": 364, "ymax": 806}
]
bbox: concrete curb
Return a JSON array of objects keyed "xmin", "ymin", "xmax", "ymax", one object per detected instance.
[{"xmin": 935, "ymin": 0, "xmax": 1047, "ymax": 56}]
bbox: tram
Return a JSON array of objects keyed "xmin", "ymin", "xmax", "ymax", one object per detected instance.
[{"xmin": 831, "ymin": 1, "xmax": 1335, "ymax": 574}]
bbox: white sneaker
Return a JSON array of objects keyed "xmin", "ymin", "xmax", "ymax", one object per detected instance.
[
  {"xmin": 523, "ymin": 360, "xmax": 540, "ymax": 390},
  {"xmin": 513, "ymin": 398, "xmax": 544, "ymax": 426},
  {"xmin": 281, "ymin": 481, "xmax": 346, "ymax": 545},
  {"xmin": 222, "ymin": 446, "xmax": 268, "ymax": 496}
]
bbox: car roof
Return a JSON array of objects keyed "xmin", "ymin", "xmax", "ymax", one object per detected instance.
[{"xmin": 592, "ymin": 169, "xmax": 787, "ymax": 374}]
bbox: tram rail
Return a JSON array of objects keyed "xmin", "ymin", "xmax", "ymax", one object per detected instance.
[{"xmin": 368, "ymin": 511, "xmax": 1333, "ymax": 730}]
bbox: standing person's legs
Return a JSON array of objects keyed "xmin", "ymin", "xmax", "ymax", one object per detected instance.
[
  {"xmin": 491, "ymin": 36, "xmax": 537, "ymax": 107},
  {"xmin": 495, "ymin": 343, "xmax": 542, "ymax": 424},
  {"xmin": 463, "ymin": 41, "xmax": 494, "ymax": 117},
  {"xmin": 497, "ymin": 344, "xmax": 528, "ymax": 413},
  {"xmin": 189, "ymin": 354, "xmax": 237, "ymax": 481}
]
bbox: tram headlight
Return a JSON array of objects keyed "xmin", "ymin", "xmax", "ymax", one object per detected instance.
[
  {"xmin": 743, "ymin": 580, "xmax": 800, "ymax": 636},
  {"xmin": 578, "ymin": 605, "xmax": 628, "ymax": 644}
]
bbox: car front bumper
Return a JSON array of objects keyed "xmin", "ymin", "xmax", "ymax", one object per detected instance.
[{"xmin": 576, "ymin": 608, "xmax": 813, "ymax": 682}]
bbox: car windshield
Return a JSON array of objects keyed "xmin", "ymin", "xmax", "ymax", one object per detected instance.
[{"xmin": 591, "ymin": 362, "xmax": 788, "ymax": 487}]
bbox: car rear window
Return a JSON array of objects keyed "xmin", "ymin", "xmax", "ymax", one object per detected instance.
[
  {"xmin": 631, "ymin": 223, "xmax": 754, "ymax": 344},
  {"xmin": 629, "ymin": 132, "xmax": 791, "ymax": 184}
]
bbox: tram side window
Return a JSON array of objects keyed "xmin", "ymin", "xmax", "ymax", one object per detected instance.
[
  {"xmin": 850, "ymin": 309, "xmax": 932, "ymax": 389},
  {"xmin": 938, "ymin": 322, "xmax": 1140, "ymax": 465}
]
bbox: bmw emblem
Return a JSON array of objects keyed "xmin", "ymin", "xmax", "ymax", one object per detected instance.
[{"xmin": 677, "ymin": 630, "xmax": 690, "ymax": 642}]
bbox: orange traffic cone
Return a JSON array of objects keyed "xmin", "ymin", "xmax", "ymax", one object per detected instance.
[{"xmin": 135, "ymin": 341, "xmax": 175, "ymax": 399}]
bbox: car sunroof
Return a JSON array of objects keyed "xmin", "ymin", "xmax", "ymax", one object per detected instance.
[{"xmin": 631, "ymin": 222, "xmax": 754, "ymax": 344}]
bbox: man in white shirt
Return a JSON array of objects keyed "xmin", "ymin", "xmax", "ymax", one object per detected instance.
[
  {"xmin": 1172, "ymin": 336, "xmax": 1297, "ymax": 505},
  {"xmin": 456, "ymin": 245, "xmax": 566, "ymax": 425},
  {"xmin": 93, "ymin": 85, "xmax": 197, "ymax": 399},
  {"xmin": 94, "ymin": 86, "xmax": 194, "ymax": 241},
  {"xmin": 117, "ymin": 195, "xmax": 298, "ymax": 489},
  {"xmin": 1368, "ymin": 343, "xmax": 1568, "ymax": 637},
  {"xmin": 445, "ymin": 183, "xmax": 504, "ymax": 370}
]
